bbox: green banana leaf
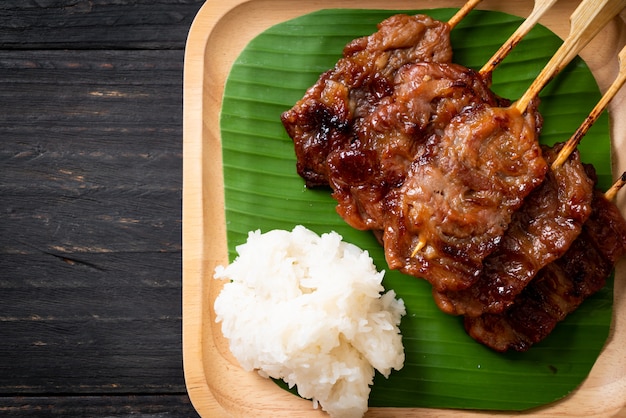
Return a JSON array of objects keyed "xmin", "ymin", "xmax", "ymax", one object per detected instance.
[{"xmin": 219, "ymin": 8, "xmax": 613, "ymax": 411}]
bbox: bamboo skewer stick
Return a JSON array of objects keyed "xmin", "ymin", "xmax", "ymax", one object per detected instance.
[
  {"xmin": 551, "ymin": 44, "xmax": 626, "ymax": 169},
  {"xmin": 447, "ymin": 0, "xmax": 483, "ymax": 29},
  {"xmin": 410, "ymin": 236, "xmax": 427, "ymax": 258},
  {"xmin": 514, "ymin": 0, "xmax": 626, "ymax": 114},
  {"xmin": 480, "ymin": 0, "xmax": 559, "ymax": 76},
  {"xmin": 605, "ymin": 172, "xmax": 626, "ymax": 201}
]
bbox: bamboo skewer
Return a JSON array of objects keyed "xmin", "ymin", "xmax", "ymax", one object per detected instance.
[
  {"xmin": 480, "ymin": 0, "xmax": 559, "ymax": 76},
  {"xmin": 606, "ymin": 172, "xmax": 626, "ymax": 201},
  {"xmin": 514, "ymin": 0, "xmax": 626, "ymax": 114},
  {"xmin": 410, "ymin": 236, "xmax": 427, "ymax": 258},
  {"xmin": 410, "ymin": 0, "xmax": 625, "ymax": 259},
  {"xmin": 447, "ymin": 0, "xmax": 483, "ymax": 29},
  {"xmin": 552, "ymin": 44, "xmax": 626, "ymax": 169}
]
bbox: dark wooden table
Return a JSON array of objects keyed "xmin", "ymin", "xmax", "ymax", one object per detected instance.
[{"xmin": 0, "ymin": 1, "xmax": 205, "ymax": 416}]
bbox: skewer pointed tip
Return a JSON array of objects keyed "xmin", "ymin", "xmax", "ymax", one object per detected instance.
[
  {"xmin": 605, "ymin": 171, "xmax": 626, "ymax": 201},
  {"xmin": 411, "ymin": 236, "xmax": 427, "ymax": 258}
]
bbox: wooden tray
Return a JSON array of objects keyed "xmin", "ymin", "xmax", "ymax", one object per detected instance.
[{"xmin": 182, "ymin": 1, "xmax": 626, "ymax": 416}]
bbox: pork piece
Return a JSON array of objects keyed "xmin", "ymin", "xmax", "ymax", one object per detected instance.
[
  {"xmin": 327, "ymin": 62, "xmax": 505, "ymax": 231},
  {"xmin": 281, "ymin": 14, "xmax": 453, "ymax": 188},
  {"xmin": 433, "ymin": 144, "xmax": 595, "ymax": 316},
  {"xmin": 465, "ymin": 184, "xmax": 626, "ymax": 352},
  {"xmin": 283, "ymin": 13, "xmax": 547, "ymax": 293},
  {"xmin": 383, "ymin": 101, "xmax": 547, "ymax": 292}
]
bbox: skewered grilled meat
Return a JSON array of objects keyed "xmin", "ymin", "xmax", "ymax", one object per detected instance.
[
  {"xmin": 282, "ymin": 14, "xmax": 547, "ymax": 292},
  {"xmin": 281, "ymin": 14, "xmax": 453, "ymax": 188},
  {"xmin": 381, "ymin": 101, "xmax": 546, "ymax": 292},
  {"xmin": 282, "ymin": 12, "xmax": 626, "ymax": 353},
  {"xmin": 465, "ymin": 178, "xmax": 626, "ymax": 352},
  {"xmin": 327, "ymin": 62, "xmax": 506, "ymax": 231},
  {"xmin": 432, "ymin": 144, "xmax": 595, "ymax": 315}
]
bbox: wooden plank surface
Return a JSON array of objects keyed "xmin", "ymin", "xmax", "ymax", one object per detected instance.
[
  {"xmin": 0, "ymin": 0, "xmax": 203, "ymax": 416},
  {"xmin": 0, "ymin": 0, "xmax": 204, "ymax": 49},
  {"xmin": 0, "ymin": 395, "xmax": 194, "ymax": 416}
]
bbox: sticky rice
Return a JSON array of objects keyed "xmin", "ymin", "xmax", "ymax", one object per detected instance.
[{"xmin": 213, "ymin": 225, "xmax": 406, "ymax": 418}]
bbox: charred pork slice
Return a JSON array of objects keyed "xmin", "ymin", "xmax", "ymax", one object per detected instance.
[
  {"xmin": 327, "ymin": 62, "xmax": 504, "ymax": 231},
  {"xmin": 465, "ymin": 187, "xmax": 626, "ymax": 352},
  {"xmin": 281, "ymin": 14, "xmax": 452, "ymax": 188},
  {"xmin": 433, "ymin": 144, "xmax": 595, "ymax": 315},
  {"xmin": 382, "ymin": 101, "xmax": 547, "ymax": 292}
]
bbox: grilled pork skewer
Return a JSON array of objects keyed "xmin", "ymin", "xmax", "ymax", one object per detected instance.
[
  {"xmin": 384, "ymin": 98, "xmax": 545, "ymax": 292},
  {"xmin": 480, "ymin": 0, "xmax": 559, "ymax": 77},
  {"xmin": 403, "ymin": 0, "xmax": 557, "ymax": 256},
  {"xmin": 285, "ymin": 2, "xmax": 626, "ymax": 295},
  {"xmin": 282, "ymin": 11, "xmax": 470, "ymax": 190},
  {"xmin": 433, "ymin": 45, "xmax": 626, "ymax": 316},
  {"xmin": 431, "ymin": 144, "xmax": 593, "ymax": 315},
  {"xmin": 280, "ymin": 0, "xmax": 507, "ymax": 191},
  {"xmin": 465, "ymin": 172, "xmax": 626, "ymax": 352},
  {"xmin": 401, "ymin": 0, "xmax": 625, "ymax": 290}
]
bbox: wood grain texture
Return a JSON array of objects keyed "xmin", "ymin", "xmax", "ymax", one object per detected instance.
[
  {"xmin": 0, "ymin": 395, "xmax": 193, "ymax": 416},
  {"xmin": 0, "ymin": 0, "xmax": 204, "ymax": 49},
  {"xmin": 0, "ymin": 0, "xmax": 203, "ymax": 416},
  {"xmin": 0, "ymin": 50, "xmax": 183, "ymax": 255}
]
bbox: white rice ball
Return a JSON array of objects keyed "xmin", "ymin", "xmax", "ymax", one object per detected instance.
[{"xmin": 213, "ymin": 225, "xmax": 406, "ymax": 418}]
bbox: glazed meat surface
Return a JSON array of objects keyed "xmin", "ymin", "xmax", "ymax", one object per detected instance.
[
  {"xmin": 328, "ymin": 62, "xmax": 505, "ymax": 231},
  {"xmin": 465, "ymin": 186, "xmax": 626, "ymax": 352},
  {"xmin": 282, "ymin": 13, "xmax": 548, "ymax": 293},
  {"xmin": 432, "ymin": 144, "xmax": 595, "ymax": 315},
  {"xmin": 382, "ymin": 101, "xmax": 547, "ymax": 292},
  {"xmin": 281, "ymin": 14, "xmax": 453, "ymax": 188},
  {"xmin": 281, "ymin": 12, "xmax": 626, "ymax": 353}
]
